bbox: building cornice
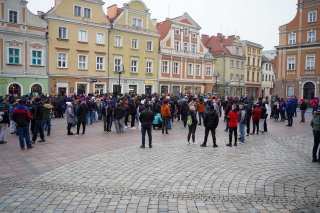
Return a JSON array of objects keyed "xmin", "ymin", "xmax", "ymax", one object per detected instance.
[
  {"xmin": 0, "ymin": 74, "xmax": 48, "ymax": 79},
  {"xmin": 50, "ymin": 74, "xmax": 158, "ymax": 81},
  {"xmin": 275, "ymin": 41, "xmax": 320, "ymax": 49},
  {"xmin": 45, "ymin": 15, "xmax": 110, "ymax": 29},
  {"xmin": 113, "ymin": 25, "xmax": 159, "ymax": 37}
]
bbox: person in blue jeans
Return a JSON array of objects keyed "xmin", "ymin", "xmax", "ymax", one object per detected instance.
[
  {"xmin": 238, "ymin": 104, "xmax": 247, "ymax": 144},
  {"xmin": 311, "ymin": 109, "xmax": 320, "ymax": 163},
  {"xmin": 139, "ymin": 104, "xmax": 155, "ymax": 149},
  {"xmin": 12, "ymin": 100, "xmax": 33, "ymax": 150}
]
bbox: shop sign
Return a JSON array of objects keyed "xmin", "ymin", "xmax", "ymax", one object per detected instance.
[{"xmin": 144, "ymin": 80, "xmax": 154, "ymax": 85}]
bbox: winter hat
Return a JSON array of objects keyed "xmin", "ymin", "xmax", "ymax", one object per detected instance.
[
  {"xmin": 164, "ymin": 99, "xmax": 168, "ymax": 104},
  {"xmin": 228, "ymin": 98, "xmax": 233, "ymax": 102},
  {"xmin": 209, "ymin": 105, "xmax": 214, "ymax": 109},
  {"xmin": 300, "ymin": 99, "xmax": 304, "ymax": 102},
  {"xmin": 81, "ymin": 101, "xmax": 86, "ymax": 104},
  {"xmin": 35, "ymin": 98, "xmax": 40, "ymax": 103},
  {"xmin": 288, "ymin": 98, "xmax": 292, "ymax": 101}
]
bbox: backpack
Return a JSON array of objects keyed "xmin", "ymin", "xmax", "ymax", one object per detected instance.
[{"xmin": 187, "ymin": 115, "xmax": 193, "ymax": 126}]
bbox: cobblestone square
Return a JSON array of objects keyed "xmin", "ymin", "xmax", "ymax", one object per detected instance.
[{"xmin": 0, "ymin": 113, "xmax": 319, "ymax": 212}]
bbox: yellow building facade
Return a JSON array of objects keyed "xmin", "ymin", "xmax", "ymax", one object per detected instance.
[
  {"xmin": 46, "ymin": 0, "xmax": 110, "ymax": 96},
  {"xmin": 107, "ymin": 0, "xmax": 159, "ymax": 95}
]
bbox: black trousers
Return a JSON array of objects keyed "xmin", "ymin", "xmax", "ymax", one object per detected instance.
[
  {"xmin": 182, "ymin": 115, "xmax": 187, "ymax": 127},
  {"xmin": 77, "ymin": 121, "xmax": 86, "ymax": 134},
  {"xmin": 131, "ymin": 114, "xmax": 135, "ymax": 127},
  {"xmin": 67, "ymin": 123, "xmax": 72, "ymax": 134},
  {"xmin": 162, "ymin": 116, "xmax": 170, "ymax": 134},
  {"xmin": 204, "ymin": 126, "xmax": 216, "ymax": 145},
  {"xmin": 247, "ymin": 118, "xmax": 251, "ymax": 134},
  {"xmin": 125, "ymin": 114, "xmax": 129, "ymax": 126},
  {"xmin": 188, "ymin": 125, "xmax": 197, "ymax": 142},
  {"xmin": 252, "ymin": 119, "xmax": 259, "ymax": 133},
  {"xmin": 106, "ymin": 115, "xmax": 112, "ymax": 132},
  {"xmin": 229, "ymin": 127, "xmax": 237, "ymax": 144},
  {"xmin": 264, "ymin": 118, "xmax": 268, "ymax": 132},
  {"xmin": 102, "ymin": 115, "xmax": 107, "ymax": 131}
]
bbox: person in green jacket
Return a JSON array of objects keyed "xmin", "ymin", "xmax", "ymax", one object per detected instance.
[{"xmin": 310, "ymin": 109, "xmax": 320, "ymax": 163}]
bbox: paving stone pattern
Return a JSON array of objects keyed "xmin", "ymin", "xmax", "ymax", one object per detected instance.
[{"xmin": 0, "ymin": 112, "xmax": 320, "ymax": 212}]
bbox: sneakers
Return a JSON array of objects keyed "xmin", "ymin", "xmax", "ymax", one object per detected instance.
[
  {"xmin": 224, "ymin": 130, "xmax": 228, "ymax": 132},
  {"xmin": 31, "ymin": 141, "xmax": 35, "ymax": 144},
  {"xmin": 200, "ymin": 143, "xmax": 206, "ymax": 147},
  {"xmin": 166, "ymin": 133, "xmax": 169, "ymax": 135},
  {"xmin": 21, "ymin": 147, "xmax": 25, "ymax": 150},
  {"xmin": 140, "ymin": 145, "xmax": 145, "ymax": 149},
  {"xmin": 67, "ymin": 132, "xmax": 74, "ymax": 135},
  {"xmin": 240, "ymin": 141, "xmax": 245, "ymax": 145},
  {"xmin": 74, "ymin": 133, "xmax": 79, "ymax": 136},
  {"xmin": 149, "ymin": 145, "xmax": 152, "ymax": 148},
  {"xmin": 0, "ymin": 140, "xmax": 7, "ymax": 144},
  {"xmin": 312, "ymin": 159, "xmax": 318, "ymax": 162},
  {"xmin": 38, "ymin": 139, "xmax": 46, "ymax": 143},
  {"xmin": 81, "ymin": 132, "xmax": 85, "ymax": 135},
  {"xmin": 213, "ymin": 144, "xmax": 218, "ymax": 148},
  {"xmin": 47, "ymin": 133, "xmax": 50, "ymax": 136},
  {"xmin": 226, "ymin": 143, "xmax": 232, "ymax": 147},
  {"xmin": 27, "ymin": 146, "xmax": 33, "ymax": 149},
  {"xmin": 131, "ymin": 127, "xmax": 136, "ymax": 130}
]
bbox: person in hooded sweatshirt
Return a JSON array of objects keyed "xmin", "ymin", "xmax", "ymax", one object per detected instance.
[
  {"xmin": 187, "ymin": 106, "xmax": 198, "ymax": 144},
  {"xmin": 286, "ymin": 98, "xmax": 295, "ymax": 127},
  {"xmin": 201, "ymin": 105, "xmax": 219, "ymax": 147},
  {"xmin": 311, "ymin": 109, "xmax": 320, "ymax": 163}
]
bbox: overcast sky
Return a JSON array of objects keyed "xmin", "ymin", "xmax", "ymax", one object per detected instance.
[{"xmin": 27, "ymin": 0, "xmax": 297, "ymax": 50}]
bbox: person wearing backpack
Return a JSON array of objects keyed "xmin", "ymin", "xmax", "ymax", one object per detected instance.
[
  {"xmin": 300, "ymin": 99, "xmax": 307, "ymax": 123},
  {"xmin": 310, "ymin": 109, "xmax": 320, "ymax": 163},
  {"xmin": 187, "ymin": 106, "xmax": 198, "ymax": 144},
  {"xmin": 238, "ymin": 103, "xmax": 247, "ymax": 144},
  {"xmin": 226, "ymin": 104, "xmax": 238, "ymax": 147},
  {"xmin": 200, "ymin": 105, "xmax": 219, "ymax": 147}
]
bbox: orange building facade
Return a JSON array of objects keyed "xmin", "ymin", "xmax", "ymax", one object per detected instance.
[
  {"xmin": 275, "ymin": 0, "xmax": 320, "ymax": 102},
  {"xmin": 156, "ymin": 13, "xmax": 215, "ymax": 96}
]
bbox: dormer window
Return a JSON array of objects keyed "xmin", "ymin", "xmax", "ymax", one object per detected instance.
[
  {"xmin": 9, "ymin": 10, "xmax": 18, "ymax": 23},
  {"xmin": 132, "ymin": 17, "xmax": 142, "ymax": 28}
]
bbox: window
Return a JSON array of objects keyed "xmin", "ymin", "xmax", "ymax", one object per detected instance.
[
  {"xmin": 247, "ymin": 71, "xmax": 250, "ymax": 81},
  {"xmin": 84, "ymin": 8, "xmax": 91, "ymax": 18},
  {"xmin": 230, "ymin": 74, "xmax": 234, "ymax": 81},
  {"xmin": 247, "ymin": 57, "xmax": 250, "ymax": 65},
  {"xmin": 115, "ymin": 36, "xmax": 122, "ymax": 47},
  {"xmin": 9, "ymin": 10, "xmax": 18, "ymax": 23},
  {"xmin": 230, "ymin": 60, "xmax": 234, "ymax": 67},
  {"xmin": 289, "ymin": 33, "xmax": 296, "ymax": 44},
  {"xmin": 241, "ymin": 62, "xmax": 244, "ymax": 69},
  {"xmin": 257, "ymin": 72, "xmax": 260, "ymax": 81},
  {"xmin": 269, "ymin": 75, "xmax": 271, "ymax": 81},
  {"xmin": 31, "ymin": 51, "xmax": 42, "ymax": 65},
  {"xmin": 175, "ymin": 41, "xmax": 180, "ymax": 51},
  {"xmin": 58, "ymin": 26, "xmax": 67, "ymax": 39},
  {"xmin": 287, "ymin": 86, "xmax": 294, "ymax": 97},
  {"xmin": 269, "ymin": 64, "xmax": 272, "ymax": 71},
  {"xmin": 288, "ymin": 58, "xmax": 295, "ymax": 70},
  {"xmin": 78, "ymin": 30, "xmax": 87, "ymax": 42},
  {"xmin": 78, "ymin": 55, "xmax": 87, "ymax": 70},
  {"xmin": 146, "ymin": 61, "xmax": 153, "ymax": 73},
  {"xmin": 236, "ymin": 61, "xmax": 239, "ymax": 68},
  {"xmin": 132, "ymin": 17, "xmax": 142, "ymax": 27},
  {"xmin": 147, "ymin": 41, "xmax": 153, "ymax": 51},
  {"xmin": 247, "ymin": 47, "xmax": 250, "ymax": 53},
  {"xmin": 252, "ymin": 72, "xmax": 255, "ymax": 81},
  {"xmin": 241, "ymin": 75, "xmax": 244, "ymax": 82},
  {"xmin": 206, "ymin": 67, "xmax": 211, "ymax": 76},
  {"xmin": 188, "ymin": 64, "xmax": 193, "ymax": 75},
  {"xmin": 184, "ymin": 43, "xmax": 188, "ymax": 52},
  {"xmin": 262, "ymin": 74, "xmax": 264, "ymax": 81},
  {"xmin": 192, "ymin": 33, "xmax": 196, "ymax": 38},
  {"xmin": 308, "ymin": 11, "xmax": 317, "ymax": 23},
  {"xmin": 235, "ymin": 74, "xmax": 239, "ymax": 81},
  {"xmin": 8, "ymin": 48, "xmax": 19, "ymax": 64},
  {"xmin": 96, "ymin": 33, "xmax": 104, "ymax": 44},
  {"xmin": 163, "ymin": 61, "xmax": 169, "ymax": 73},
  {"xmin": 131, "ymin": 38, "xmax": 138, "ymax": 49},
  {"xmin": 196, "ymin": 65, "xmax": 200, "ymax": 76},
  {"xmin": 266, "ymin": 64, "xmax": 268, "ymax": 70},
  {"xmin": 184, "ymin": 28, "xmax": 188, "ymax": 37},
  {"xmin": 74, "ymin": 5, "xmax": 81, "ymax": 16},
  {"xmin": 257, "ymin": 59, "xmax": 260, "ymax": 67},
  {"xmin": 236, "ymin": 47, "xmax": 239, "ymax": 55},
  {"xmin": 96, "ymin": 56, "xmax": 104, "ymax": 70},
  {"xmin": 173, "ymin": 62, "xmax": 179, "ymax": 74},
  {"xmin": 131, "ymin": 60, "xmax": 138, "ymax": 73},
  {"xmin": 253, "ymin": 49, "xmax": 256, "ymax": 54},
  {"xmin": 308, "ymin": 31, "xmax": 316, "ymax": 42},
  {"xmin": 175, "ymin": 29, "xmax": 180, "ymax": 35},
  {"xmin": 57, "ymin": 53, "xmax": 67, "ymax": 68},
  {"xmin": 306, "ymin": 55, "xmax": 315, "ymax": 69},
  {"xmin": 114, "ymin": 58, "xmax": 122, "ymax": 72},
  {"xmin": 192, "ymin": 44, "xmax": 196, "ymax": 53},
  {"xmin": 253, "ymin": 58, "xmax": 256, "ymax": 66}
]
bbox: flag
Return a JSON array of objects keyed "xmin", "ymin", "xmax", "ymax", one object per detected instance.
[{"xmin": 292, "ymin": 85, "xmax": 296, "ymax": 87}]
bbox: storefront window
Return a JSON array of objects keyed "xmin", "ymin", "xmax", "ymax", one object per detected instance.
[
  {"xmin": 129, "ymin": 85, "xmax": 137, "ymax": 94},
  {"xmin": 194, "ymin": 87, "xmax": 201, "ymax": 96},
  {"xmin": 8, "ymin": 83, "xmax": 21, "ymax": 96},
  {"xmin": 287, "ymin": 86, "xmax": 294, "ymax": 97},
  {"xmin": 77, "ymin": 84, "xmax": 86, "ymax": 95},
  {"xmin": 95, "ymin": 84, "xmax": 104, "ymax": 95},
  {"xmin": 145, "ymin": 85, "xmax": 152, "ymax": 95},
  {"xmin": 31, "ymin": 84, "xmax": 42, "ymax": 95},
  {"xmin": 161, "ymin": 86, "xmax": 168, "ymax": 94},
  {"xmin": 185, "ymin": 86, "xmax": 192, "ymax": 94},
  {"xmin": 172, "ymin": 86, "xmax": 180, "ymax": 94}
]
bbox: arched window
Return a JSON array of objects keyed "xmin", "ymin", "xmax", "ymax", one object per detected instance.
[
  {"xmin": 8, "ymin": 83, "xmax": 21, "ymax": 96},
  {"xmin": 304, "ymin": 82, "xmax": 315, "ymax": 89},
  {"xmin": 31, "ymin": 84, "xmax": 42, "ymax": 95}
]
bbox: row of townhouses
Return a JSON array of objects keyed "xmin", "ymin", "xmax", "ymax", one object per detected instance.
[{"xmin": 1, "ymin": 0, "xmax": 277, "ymax": 99}]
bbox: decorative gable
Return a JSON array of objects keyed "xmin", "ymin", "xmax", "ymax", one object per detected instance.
[{"xmin": 179, "ymin": 18, "xmax": 193, "ymax": 25}]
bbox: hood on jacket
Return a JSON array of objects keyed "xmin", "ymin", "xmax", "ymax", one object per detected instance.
[
  {"xmin": 44, "ymin": 103, "xmax": 53, "ymax": 109},
  {"xmin": 314, "ymin": 111, "xmax": 320, "ymax": 116}
]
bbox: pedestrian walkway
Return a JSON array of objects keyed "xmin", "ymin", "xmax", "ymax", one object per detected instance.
[{"xmin": 0, "ymin": 113, "xmax": 319, "ymax": 212}]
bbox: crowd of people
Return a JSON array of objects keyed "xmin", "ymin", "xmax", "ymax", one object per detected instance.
[{"xmin": 0, "ymin": 92, "xmax": 319, "ymax": 163}]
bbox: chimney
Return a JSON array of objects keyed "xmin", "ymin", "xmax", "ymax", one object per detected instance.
[
  {"xmin": 37, "ymin": 11, "xmax": 45, "ymax": 18},
  {"xmin": 107, "ymin": 4, "xmax": 118, "ymax": 20},
  {"xmin": 151, "ymin": 18, "xmax": 157, "ymax": 28},
  {"xmin": 55, "ymin": 0, "xmax": 59, "ymax": 6}
]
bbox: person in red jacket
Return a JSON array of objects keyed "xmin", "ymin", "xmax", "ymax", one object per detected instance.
[
  {"xmin": 251, "ymin": 104, "xmax": 261, "ymax": 135},
  {"xmin": 226, "ymin": 104, "xmax": 239, "ymax": 147}
]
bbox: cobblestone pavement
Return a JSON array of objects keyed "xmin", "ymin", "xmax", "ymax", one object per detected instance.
[{"xmin": 0, "ymin": 111, "xmax": 319, "ymax": 213}]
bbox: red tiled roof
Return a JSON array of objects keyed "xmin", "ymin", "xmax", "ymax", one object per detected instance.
[
  {"xmin": 107, "ymin": 8, "xmax": 123, "ymax": 22},
  {"xmin": 156, "ymin": 19, "xmax": 171, "ymax": 41},
  {"xmin": 202, "ymin": 35, "xmax": 230, "ymax": 55},
  {"xmin": 221, "ymin": 35, "xmax": 235, "ymax": 46}
]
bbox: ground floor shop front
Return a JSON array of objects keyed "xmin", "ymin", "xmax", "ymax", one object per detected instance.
[
  {"xmin": 108, "ymin": 78, "xmax": 158, "ymax": 95},
  {"xmin": 159, "ymin": 81, "xmax": 214, "ymax": 96},
  {"xmin": 0, "ymin": 75, "xmax": 48, "ymax": 97},
  {"xmin": 245, "ymin": 84, "xmax": 261, "ymax": 99}
]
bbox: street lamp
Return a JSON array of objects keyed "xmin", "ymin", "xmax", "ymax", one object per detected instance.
[
  {"xmin": 115, "ymin": 64, "xmax": 126, "ymax": 95},
  {"xmin": 213, "ymin": 71, "xmax": 220, "ymax": 95}
]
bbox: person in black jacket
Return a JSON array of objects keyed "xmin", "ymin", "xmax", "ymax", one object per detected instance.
[
  {"xmin": 114, "ymin": 102, "xmax": 124, "ymax": 133},
  {"xmin": 31, "ymin": 98, "xmax": 45, "ymax": 143},
  {"xmin": 300, "ymin": 99, "xmax": 307, "ymax": 123},
  {"xmin": 201, "ymin": 105, "xmax": 219, "ymax": 147},
  {"xmin": 139, "ymin": 104, "xmax": 155, "ymax": 149},
  {"xmin": 181, "ymin": 100, "xmax": 189, "ymax": 128},
  {"xmin": 102, "ymin": 99, "xmax": 114, "ymax": 133},
  {"xmin": 245, "ymin": 101, "xmax": 252, "ymax": 136},
  {"xmin": 259, "ymin": 103, "xmax": 267, "ymax": 133},
  {"xmin": 129, "ymin": 99, "xmax": 136, "ymax": 129},
  {"xmin": 75, "ymin": 101, "xmax": 88, "ymax": 135},
  {"xmin": 187, "ymin": 106, "xmax": 198, "ymax": 144},
  {"xmin": 0, "ymin": 103, "xmax": 10, "ymax": 144},
  {"xmin": 224, "ymin": 98, "xmax": 233, "ymax": 132},
  {"xmin": 86, "ymin": 98, "xmax": 94, "ymax": 125}
]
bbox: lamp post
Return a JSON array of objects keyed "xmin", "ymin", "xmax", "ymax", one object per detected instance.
[
  {"xmin": 213, "ymin": 71, "xmax": 220, "ymax": 95},
  {"xmin": 115, "ymin": 64, "xmax": 126, "ymax": 95}
]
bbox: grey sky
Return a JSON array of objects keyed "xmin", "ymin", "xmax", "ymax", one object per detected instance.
[{"xmin": 27, "ymin": 0, "xmax": 297, "ymax": 50}]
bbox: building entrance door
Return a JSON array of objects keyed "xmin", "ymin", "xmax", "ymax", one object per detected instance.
[
  {"xmin": 145, "ymin": 85, "xmax": 152, "ymax": 95},
  {"xmin": 58, "ymin": 87, "xmax": 66, "ymax": 96},
  {"xmin": 303, "ymin": 82, "xmax": 315, "ymax": 105}
]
